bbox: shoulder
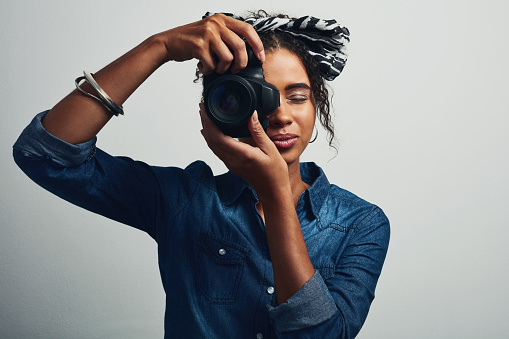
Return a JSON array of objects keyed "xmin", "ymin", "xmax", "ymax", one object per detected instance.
[
  {"xmin": 328, "ymin": 184, "xmax": 375, "ymax": 209},
  {"xmin": 151, "ymin": 160, "xmax": 245, "ymax": 198},
  {"xmin": 147, "ymin": 160, "xmax": 217, "ymax": 192},
  {"xmin": 150, "ymin": 160, "xmax": 212, "ymax": 180},
  {"xmin": 302, "ymin": 162, "xmax": 388, "ymax": 227},
  {"xmin": 320, "ymin": 183, "xmax": 390, "ymax": 233}
]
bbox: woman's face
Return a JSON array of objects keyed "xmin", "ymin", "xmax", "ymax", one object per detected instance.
[{"xmin": 242, "ymin": 48, "xmax": 316, "ymax": 167}]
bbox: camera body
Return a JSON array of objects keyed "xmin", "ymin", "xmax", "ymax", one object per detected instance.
[{"xmin": 203, "ymin": 41, "xmax": 280, "ymax": 138}]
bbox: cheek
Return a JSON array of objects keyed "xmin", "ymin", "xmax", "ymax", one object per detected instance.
[{"xmin": 300, "ymin": 106, "xmax": 317, "ymax": 139}]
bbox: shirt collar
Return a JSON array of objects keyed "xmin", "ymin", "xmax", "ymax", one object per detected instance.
[
  {"xmin": 216, "ymin": 171, "xmax": 254, "ymax": 206},
  {"xmin": 299, "ymin": 162, "xmax": 330, "ymax": 218},
  {"xmin": 217, "ymin": 162, "xmax": 330, "ymax": 218}
]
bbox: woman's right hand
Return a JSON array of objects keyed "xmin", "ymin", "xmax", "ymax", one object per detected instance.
[
  {"xmin": 159, "ymin": 13, "xmax": 265, "ymax": 75},
  {"xmin": 42, "ymin": 14, "xmax": 263, "ymax": 145}
]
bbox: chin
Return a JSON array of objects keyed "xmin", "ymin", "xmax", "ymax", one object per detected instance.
[{"xmin": 280, "ymin": 150, "xmax": 302, "ymax": 166}]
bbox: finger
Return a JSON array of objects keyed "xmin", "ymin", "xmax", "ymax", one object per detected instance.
[
  {"xmin": 197, "ymin": 55, "xmax": 216, "ymax": 76},
  {"xmin": 196, "ymin": 30, "xmax": 243, "ymax": 75},
  {"xmin": 196, "ymin": 14, "xmax": 245, "ymax": 74},
  {"xmin": 199, "ymin": 103, "xmax": 222, "ymax": 136},
  {"xmin": 223, "ymin": 17, "xmax": 265, "ymax": 62},
  {"xmin": 209, "ymin": 40, "xmax": 235, "ymax": 74},
  {"xmin": 247, "ymin": 111, "xmax": 276, "ymax": 154},
  {"xmin": 199, "ymin": 103, "xmax": 233, "ymax": 153},
  {"xmin": 196, "ymin": 61, "xmax": 205, "ymax": 75},
  {"xmin": 199, "ymin": 104, "xmax": 263, "ymax": 164},
  {"xmin": 216, "ymin": 30, "xmax": 249, "ymax": 74}
]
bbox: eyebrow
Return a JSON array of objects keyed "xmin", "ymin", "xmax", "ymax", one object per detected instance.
[{"xmin": 285, "ymin": 83, "xmax": 311, "ymax": 91}]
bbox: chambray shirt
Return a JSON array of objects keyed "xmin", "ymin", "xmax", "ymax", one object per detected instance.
[{"xmin": 13, "ymin": 112, "xmax": 390, "ymax": 339}]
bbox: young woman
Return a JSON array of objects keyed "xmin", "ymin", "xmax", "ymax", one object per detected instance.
[{"xmin": 13, "ymin": 11, "xmax": 390, "ymax": 338}]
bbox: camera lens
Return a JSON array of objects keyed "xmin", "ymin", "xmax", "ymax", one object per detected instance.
[
  {"xmin": 205, "ymin": 75, "xmax": 256, "ymax": 126},
  {"xmin": 211, "ymin": 84, "xmax": 242, "ymax": 116}
]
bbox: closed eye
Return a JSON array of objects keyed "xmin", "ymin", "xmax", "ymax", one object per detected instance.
[{"xmin": 288, "ymin": 95, "xmax": 309, "ymax": 103}]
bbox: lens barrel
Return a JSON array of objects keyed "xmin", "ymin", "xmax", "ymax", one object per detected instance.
[
  {"xmin": 204, "ymin": 75, "xmax": 256, "ymax": 130},
  {"xmin": 202, "ymin": 39, "xmax": 280, "ymax": 137}
]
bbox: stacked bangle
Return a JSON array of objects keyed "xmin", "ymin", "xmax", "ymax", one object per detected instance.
[{"xmin": 75, "ymin": 71, "xmax": 124, "ymax": 116}]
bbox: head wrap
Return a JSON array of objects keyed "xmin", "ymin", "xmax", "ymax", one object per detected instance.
[{"xmin": 203, "ymin": 12, "xmax": 350, "ymax": 81}]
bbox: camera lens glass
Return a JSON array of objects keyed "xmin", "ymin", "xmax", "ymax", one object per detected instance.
[
  {"xmin": 212, "ymin": 84, "xmax": 242, "ymax": 116},
  {"xmin": 207, "ymin": 77, "xmax": 255, "ymax": 125}
]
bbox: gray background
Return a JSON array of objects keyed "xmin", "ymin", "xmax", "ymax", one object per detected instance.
[{"xmin": 1, "ymin": 0, "xmax": 508, "ymax": 338}]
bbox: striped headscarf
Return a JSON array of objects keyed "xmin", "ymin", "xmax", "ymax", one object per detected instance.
[{"xmin": 203, "ymin": 12, "xmax": 350, "ymax": 81}]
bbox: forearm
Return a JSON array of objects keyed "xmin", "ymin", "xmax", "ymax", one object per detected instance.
[
  {"xmin": 199, "ymin": 108, "xmax": 316, "ymax": 304},
  {"xmin": 42, "ymin": 34, "xmax": 168, "ymax": 144},
  {"xmin": 42, "ymin": 14, "xmax": 264, "ymax": 146},
  {"xmin": 260, "ymin": 186, "xmax": 315, "ymax": 305}
]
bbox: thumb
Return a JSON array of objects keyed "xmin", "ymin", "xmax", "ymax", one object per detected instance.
[{"xmin": 248, "ymin": 111, "xmax": 273, "ymax": 152}]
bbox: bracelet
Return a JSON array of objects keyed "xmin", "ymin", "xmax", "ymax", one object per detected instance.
[{"xmin": 75, "ymin": 71, "xmax": 124, "ymax": 116}]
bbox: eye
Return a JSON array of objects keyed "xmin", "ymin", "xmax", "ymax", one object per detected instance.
[
  {"xmin": 288, "ymin": 94, "xmax": 309, "ymax": 103},
  {"xmin": 285, "ymin": 85, "xmax": 312, "ymax": 104}
]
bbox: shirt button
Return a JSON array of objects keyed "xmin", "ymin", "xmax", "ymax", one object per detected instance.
[
  {"xmin": 267, "ymin": 286, "xmax": 275, "ymax": 295},
  {"xmin": 218, "ymin": 248, "xmax": 226, "ymax": 256},
  {"xmin": 256, "ymin": 333, "xmax": 263, "ymax": 339}
]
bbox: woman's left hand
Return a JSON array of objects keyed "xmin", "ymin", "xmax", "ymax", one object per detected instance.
[
  {"xmin": 200, "ymin": 103, "xmax": 316, "ymax": 304},
  {"xmin": 199, "ymin": 103, "xmax": 289, "ymax": 198}
]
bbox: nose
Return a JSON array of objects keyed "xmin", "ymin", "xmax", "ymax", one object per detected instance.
[{"xmin": 268, "ymin": 102, "xmax": 293, "ymax": 128}]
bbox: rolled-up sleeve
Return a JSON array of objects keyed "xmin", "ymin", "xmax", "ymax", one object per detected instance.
[
  {"xmin": 267, "ymin": 270, "xmax": 337, "ymax": 332},
  {"xmin": 12, "ymin": 111, "xmax": 166, "ymax": 239},
  {"xmin": 13, "ymin": 111, "xmax": 97, "ymax": 167},
  {"xmin": 267, "ymin": 207, "xmax": 390, "ymax": 338}
]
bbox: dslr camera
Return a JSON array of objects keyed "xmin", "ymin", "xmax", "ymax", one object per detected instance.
[{"xmin": 203, "ymin": 40, "xmax": 280, "ymax": 138}]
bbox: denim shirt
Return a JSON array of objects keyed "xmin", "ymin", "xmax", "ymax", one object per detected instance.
[{"xmin": 13, "ymin": 112, "xmax": 390, "ymax": 339}]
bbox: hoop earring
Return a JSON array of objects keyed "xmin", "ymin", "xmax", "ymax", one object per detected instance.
[{"xmin": 309, "ymin": 126, "xmax": 318, "ymax": 143}]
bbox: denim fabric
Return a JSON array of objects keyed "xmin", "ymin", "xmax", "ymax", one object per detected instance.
[{"xmin": 13, "ymin": 111, "xmax": 390, "ymax": 339}]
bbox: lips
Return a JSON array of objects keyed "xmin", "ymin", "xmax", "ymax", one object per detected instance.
[{"xmin": 270, "ymin": 134, "xmax": 298, "ymax": 150}]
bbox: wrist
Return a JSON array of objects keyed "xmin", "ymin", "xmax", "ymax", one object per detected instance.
[
  {"xmin": 258, "ymin": 181, "xmax": 293, "ymax": 209},
  {"xmin": 147, "ymin": 33, "xmax": 174, "ymax": 66}
]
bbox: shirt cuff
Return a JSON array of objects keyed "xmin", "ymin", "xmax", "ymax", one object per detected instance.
[
  {"xmin": 267, "ymin": 270, "xmax": 337, "ymax": 332},
  {"xmin": 13, "ymin": 111, "xmax": 97, "ymax": 167}
]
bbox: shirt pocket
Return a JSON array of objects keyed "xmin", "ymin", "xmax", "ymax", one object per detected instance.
[{"xmin": 196, "ymin": 232, "xmax": 249, "ymax": 304}]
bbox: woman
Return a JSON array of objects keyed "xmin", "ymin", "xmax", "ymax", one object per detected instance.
[{"xmin": 13, "ymin": 11, "xmax": 390, "ymax": 338}]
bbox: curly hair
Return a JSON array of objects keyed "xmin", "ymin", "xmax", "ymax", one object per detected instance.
[{"xmin": 196, "ymin": 10, "xmax": 337, "ymax": 150}]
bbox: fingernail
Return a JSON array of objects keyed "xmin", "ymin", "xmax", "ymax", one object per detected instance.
[
  {"xmin": 252, "ymin": 111, "xmax": 259, "ymax": 123},
  {"xmin": 258, "ymin": 50, "xmax": 265, "ymax": 62}
]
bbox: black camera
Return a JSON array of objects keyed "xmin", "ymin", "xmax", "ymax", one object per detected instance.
[{"xmin": 203, "ymin": 41, "xmax": 280, "ymax": 138}]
